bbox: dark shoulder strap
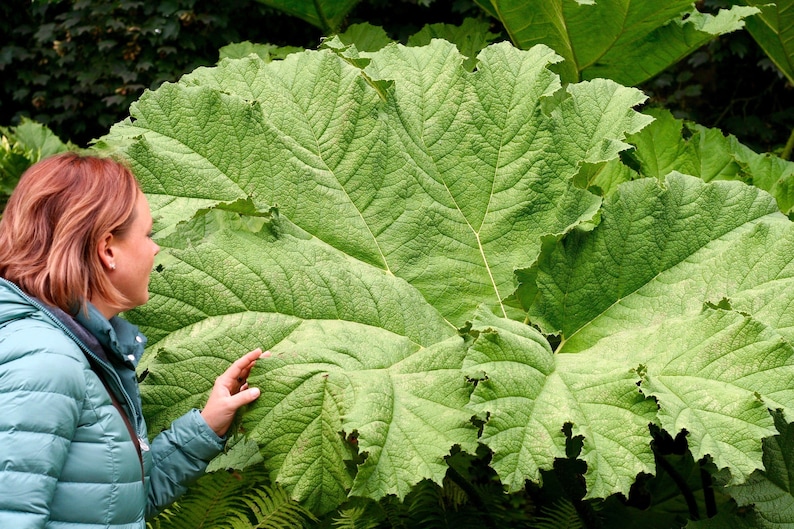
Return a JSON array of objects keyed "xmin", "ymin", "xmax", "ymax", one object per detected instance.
[
  {"xmin": 41, "ymin": 302, "xmax": 144, "ymax": 478},
  {"xmin": 92, "ymin": 364, "xmax": 144, "ymax": 478}
]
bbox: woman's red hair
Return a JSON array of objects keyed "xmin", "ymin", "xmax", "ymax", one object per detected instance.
[{"xmin": 0, "ymin": 152, "xmax": 141, "ymax": 313}]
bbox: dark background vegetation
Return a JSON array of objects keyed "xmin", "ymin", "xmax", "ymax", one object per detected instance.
[{"xmin": 1, "ymin": 0, "xmax": 791, "ymax": 154}]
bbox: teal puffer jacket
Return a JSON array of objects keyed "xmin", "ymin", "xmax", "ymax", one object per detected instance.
[{"xmin": 0, "ymin": 278, "xmax": 225, "ymax": 528}]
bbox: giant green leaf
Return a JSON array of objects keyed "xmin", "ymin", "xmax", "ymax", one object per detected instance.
[
  {"xmin": 133, "ymin": 206, "xmax": 472, "ymax": 513},
  {"xmin": 102, "ymin": 40, "xmax": 794, "ymax": 518},
  {"xmin": 109, "ymin": 41, "xmax": 649, "ymax": 327},
  {"xmin": 475, "ymin": 0, "xmax": 759, "ymax": 84}
]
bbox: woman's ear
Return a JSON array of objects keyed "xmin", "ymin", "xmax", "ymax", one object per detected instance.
[{"xmin": 97, "ymin": 232, "xmax": 116, "ymax": 271}]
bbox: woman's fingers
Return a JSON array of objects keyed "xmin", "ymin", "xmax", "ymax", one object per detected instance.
[
  {"xmin": 224, "ymin": 348, "xmax": 267, "ymax": 390},
  {"xmin": 200, "ymin": 348, "xmax": 269, "ymax": 437},
  {"xmin": 228, "ymin": 348, "xmax": 263, "ymax": 376}
]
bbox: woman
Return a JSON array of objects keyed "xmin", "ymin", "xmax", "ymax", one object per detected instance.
[{"xmin": 0, "ymin": 152, "xmax": 264, "ymax": 528}]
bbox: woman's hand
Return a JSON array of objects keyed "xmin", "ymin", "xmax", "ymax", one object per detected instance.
[{"xmin": 200, "ymin": 348, "xmax": 269, "ymax": 437}]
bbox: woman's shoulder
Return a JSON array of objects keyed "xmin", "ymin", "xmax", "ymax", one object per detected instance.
[
  {"xmin": 1, "ymin": 312, "xmax": 90, "ymax": 394},
  {"xmin": 0, "ymin": 279, "xmax": 84, "ymax": 358},
  {"xmin": 2, "ymin": 309, "xmax": 85, "ymax": 351}
]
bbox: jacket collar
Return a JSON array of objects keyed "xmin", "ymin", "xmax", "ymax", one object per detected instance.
[
  {"xmin": 0, "ymin": 278, "xmax": 146, "ymax": 367},
  {"xmin": 75, "ymin": 303, "xmax": 146, "ymax": 367}
]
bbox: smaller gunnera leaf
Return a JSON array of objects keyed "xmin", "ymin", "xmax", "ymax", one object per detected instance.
[{"xmin": 522, "ymin": 174, "xmax": 794, "ymax": 490}]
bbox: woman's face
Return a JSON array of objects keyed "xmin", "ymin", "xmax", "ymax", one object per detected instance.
[{"xmin": 106, "ymin": 191, "xmax": 160, "ymax": 312}]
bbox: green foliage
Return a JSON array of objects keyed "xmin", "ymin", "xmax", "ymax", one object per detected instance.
[
  {"xmin": 636, "ymin": 4, "xmax": 793, "ymax": 157},
  {"xmin": 5, "ymin": 0, "xmax": 789, "ymax": 156},
  {"xmin": 0, "ymin": 0, "xmax": 788, "ymax": 526},
  {"xmin": 532, "ymin": 499, "xmax": 584, "ymax": 529},
  {"xmin": 610, "ymin": 108, "xmax": 794, "ymax": 216},
  {"xmin": 461, "ymin": 0, "xmax": 791, "ymax": 156},
  {"xmin": 0, "ymin": 118, "xmax": 75, "ymax": 210},
  {"xmin": 219, "ymin": 42, "xmax": 306, "ymax": 62},
  {"xmin": 331, "ymin": 506, "xmax": 381, "ymax": 529},
  {"xmin": 326, "ymin": 450, "xmax": 538, "ymax": 528},
  {"xmin": 734, "ymin": 0, "xmax": 794, "ymax": 160},
  {"xmin": 406, "ymin": 18, "xmax": 501, "ymax": 70},
  {"xmin": 101, "ymin": 38, "xmax": 794, "ymax": 527}
]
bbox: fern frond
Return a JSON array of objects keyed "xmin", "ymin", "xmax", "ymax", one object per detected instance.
[
  {"xmin": 245, "ymin": 482, "xmax": 318, "ymax": 529},
  {"xmin": 331, "ymin": 505, "xmax": 380, "ymax": 529},
  {"xmin": 405, "ymin": 480, "xmax": 446, "ymax": 527},
  {"xmin": 148, "ymin": 466, "xmax": 314, "ymax": 529},
  {"xmin": 380, "ymin": 496, "xmax": 411, "ymax": 529},
  {"xmin": 532, "ymin": 498, "xmax": 584, "ymax": 529},
  {"xmin": 404, "ymin": 479, "xmax": 489, "ymax": 529},
  {"xmin": 439, "ymin": 476, "xmax": 468, "ymax": 510}
]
